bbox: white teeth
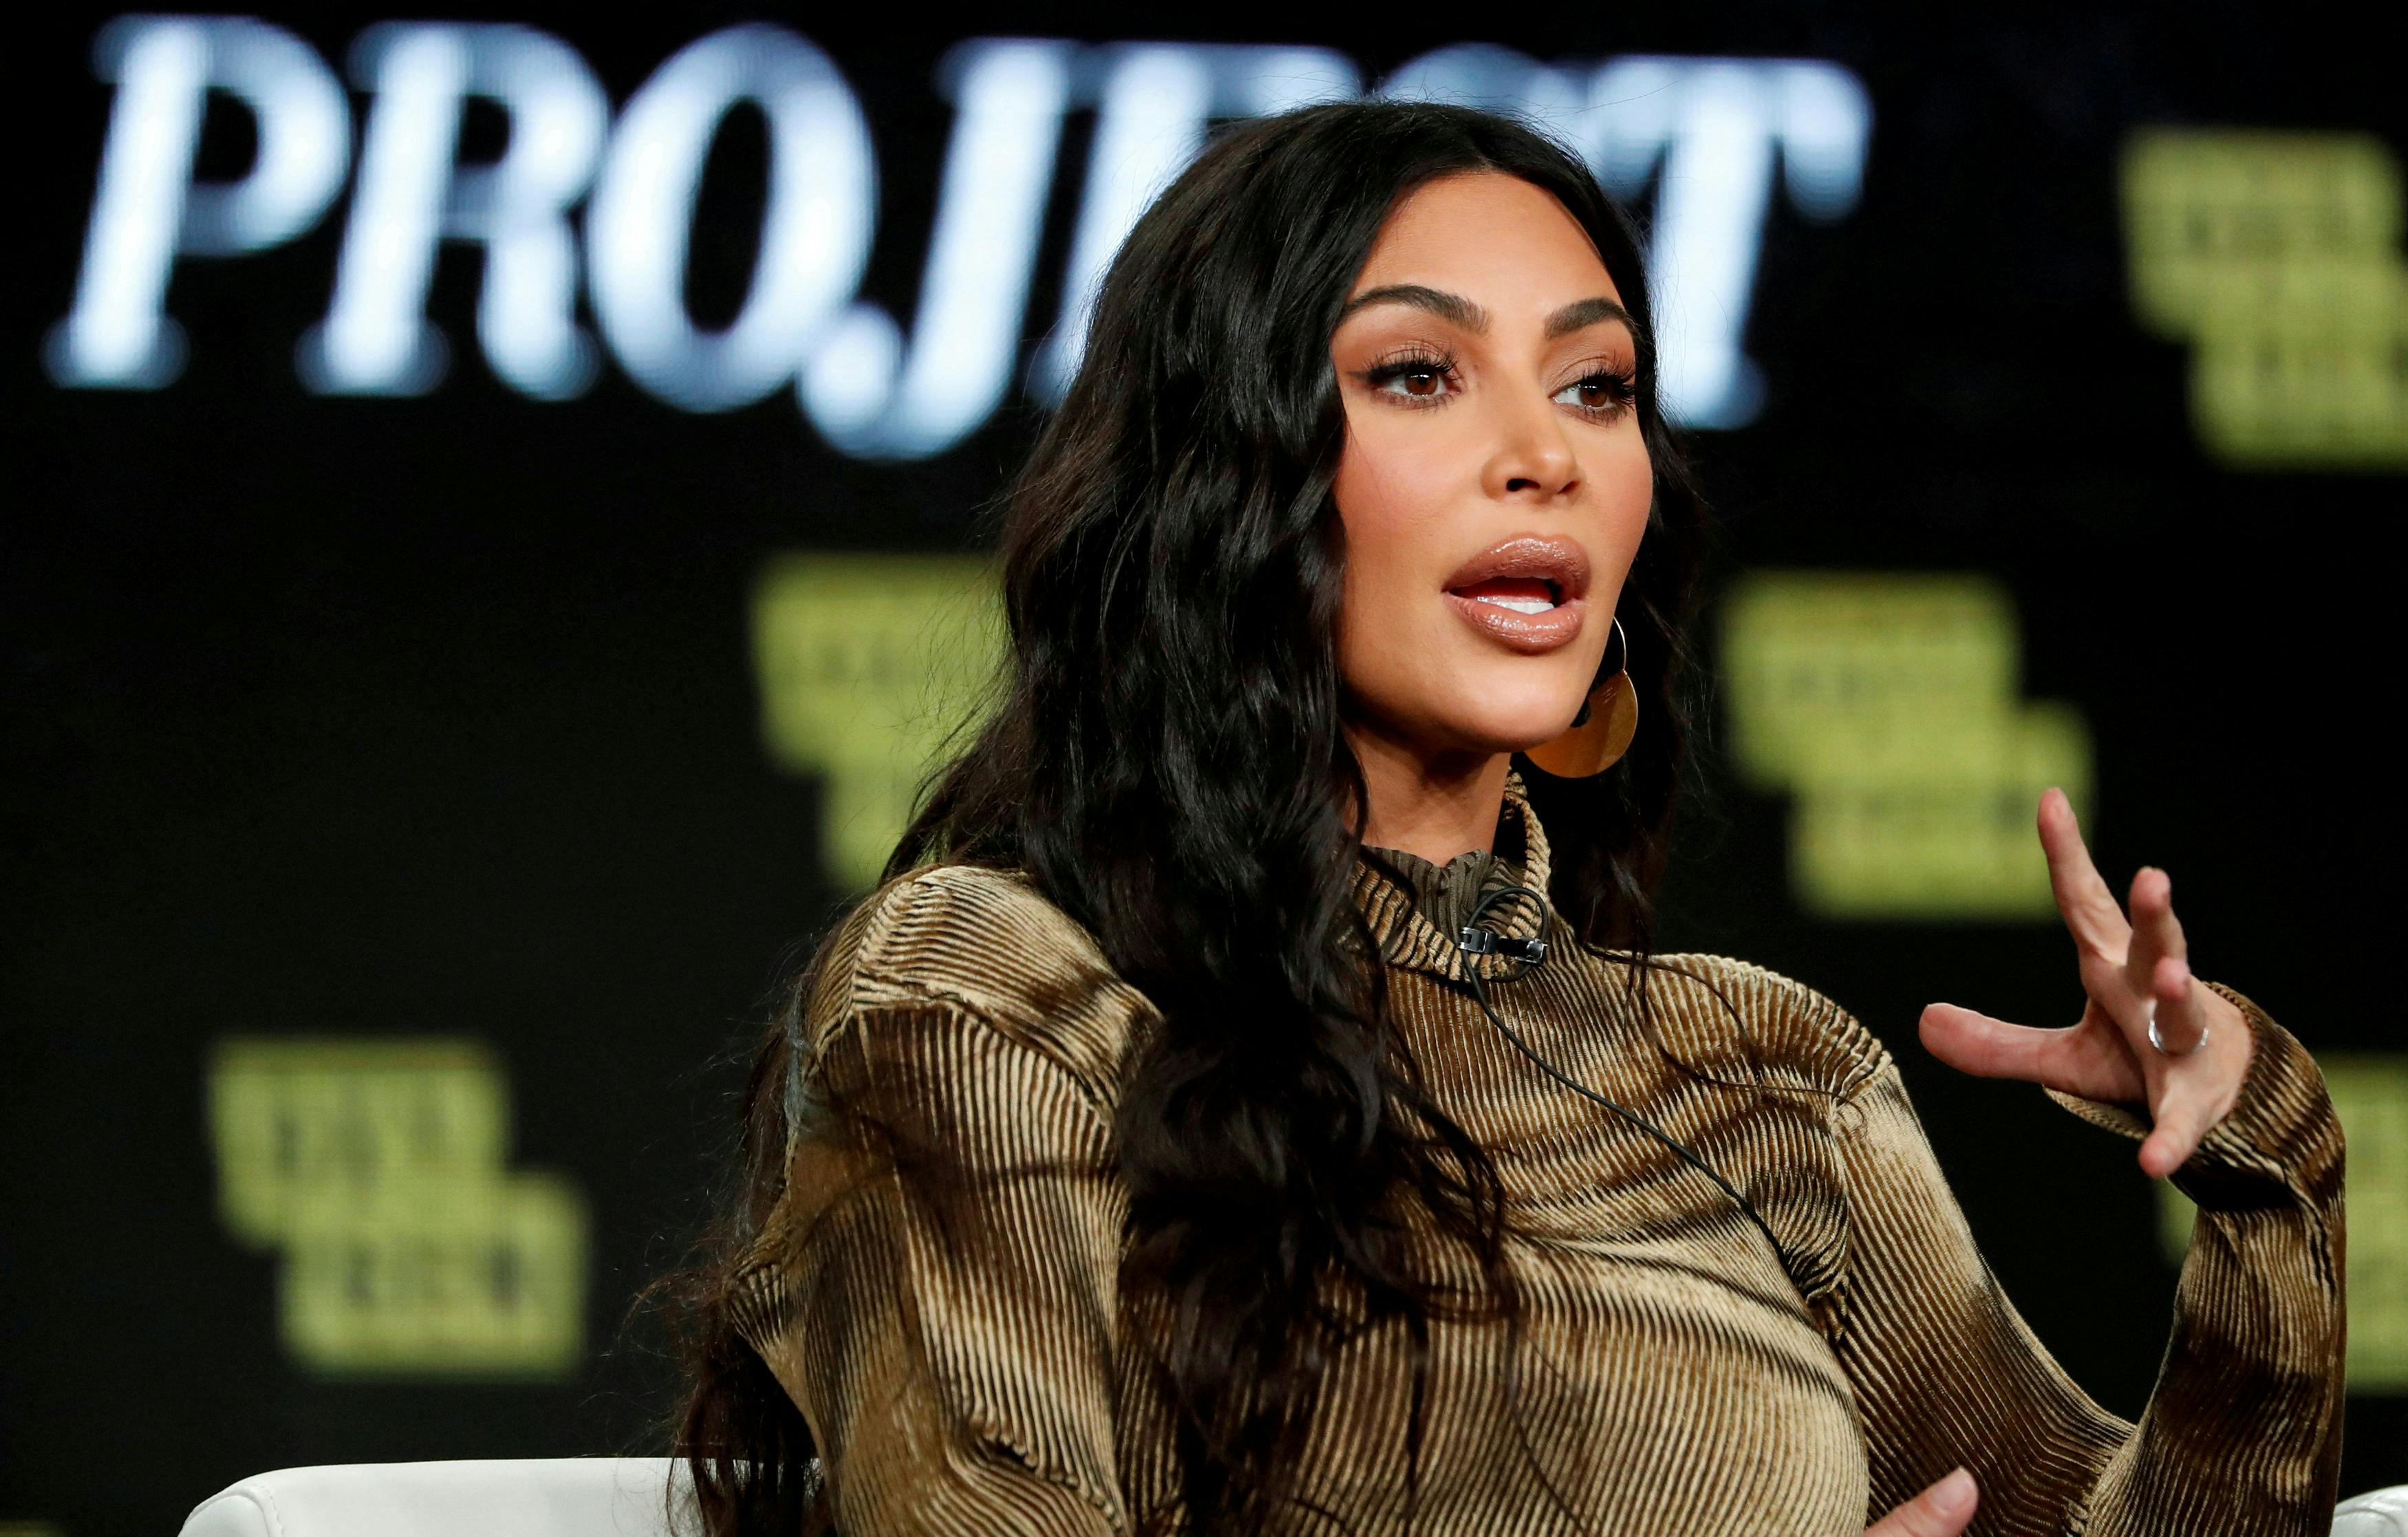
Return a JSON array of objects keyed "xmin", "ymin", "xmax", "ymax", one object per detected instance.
[{"xmin": 1487, "ymin": 597, "xmax": 1556, "ymax": 614}]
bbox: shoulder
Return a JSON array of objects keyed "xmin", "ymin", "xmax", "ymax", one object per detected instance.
[
  {"xmin": 802, "ymin": 862, "xmax": 1154, "ymax": 1106},
  {"xmin": 1620, "ymin": 950, "xmax": 1894, "ymax": 1101}
]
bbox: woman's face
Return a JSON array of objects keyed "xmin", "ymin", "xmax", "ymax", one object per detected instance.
[{"xmin": 1329, "ymin": 171, "xmax": 1653, "ymax": 770}]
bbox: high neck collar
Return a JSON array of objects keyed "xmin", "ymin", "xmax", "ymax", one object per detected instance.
[{"xmin": 1353, "ymin": 766, "xmax": 1557, "ymax": 983}]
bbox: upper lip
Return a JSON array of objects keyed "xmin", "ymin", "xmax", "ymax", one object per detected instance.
[{"xmin": 1441, "ymin": 535, "xmax": 1591, "ymax": 604}]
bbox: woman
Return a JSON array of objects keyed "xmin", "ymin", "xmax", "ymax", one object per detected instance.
[{"xmin": 666, "ymin": 102, "xmax": 2346, "ymax": 1536}]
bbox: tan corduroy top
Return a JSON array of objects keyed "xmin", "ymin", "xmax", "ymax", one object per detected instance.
[{"xmin": 731, "ymin": 771, "xmax": 2347, "ymax": 1536}]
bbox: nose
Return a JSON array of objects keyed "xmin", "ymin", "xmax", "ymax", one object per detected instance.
[{"xmin": 1479, "ymin": 385, "xmax": 1581, "ymax": 502}]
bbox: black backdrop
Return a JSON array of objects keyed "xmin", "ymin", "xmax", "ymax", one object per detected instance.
[{"xmin": 6, "ymin": 3, "xmax": 2402, "ymax": 1534}]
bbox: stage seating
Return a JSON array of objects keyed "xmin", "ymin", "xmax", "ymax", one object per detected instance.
[
  {"xmin": 179, "ymin": 1459, "xmax": 689, "ymax": 1537},
  {"xmin": 2342, "ymin": 1486, "xmax": 2408, "ymax": 1536},
  {"xmin": 178, "ymin": 1457, "xmax": 2408, "ymax": 1536}
]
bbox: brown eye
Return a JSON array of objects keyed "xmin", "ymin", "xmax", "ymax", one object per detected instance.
[
  {"xmin": 1362, "ymin": 354, "xmax": 1459, "ymax": 403},
  {"xmin": 1553, "ymin": 369, "xmax": 1637, "ymax": 417}
]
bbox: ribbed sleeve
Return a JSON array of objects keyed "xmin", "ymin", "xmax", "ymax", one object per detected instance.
[
  {"xmin": 757, "ymin": 996, "xmax": 1132, "ymax": 1536},
  {"xmin": 1827, "ymin": 982, "xmax": 2347, "ymax": 1536}
]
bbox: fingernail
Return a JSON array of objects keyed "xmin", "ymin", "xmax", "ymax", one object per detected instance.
[{"xmin": 1933, "ymin": 1468, "xmax": 1975, "ymax": 1516}]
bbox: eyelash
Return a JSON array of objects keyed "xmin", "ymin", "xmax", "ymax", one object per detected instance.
[{"xmin": 1358, "ymin": 347, "xmax": 1640, "ymax": 422}]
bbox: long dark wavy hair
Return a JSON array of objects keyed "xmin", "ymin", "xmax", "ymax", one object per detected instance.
[{"xmin": 660, "ymin": 99, "xmax": 1710, "ymax": 1535}]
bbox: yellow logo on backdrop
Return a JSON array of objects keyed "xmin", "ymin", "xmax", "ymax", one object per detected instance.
[
  {"xmin": 1721, "ymin": 572, "xmax": 2092, "ymax": 919},
  {"xmin": 2160, "ymin": 1053, "xmax": 2408, "ymax": 1390},
  {"xmin": 208, "ymin": 1039, "xmax": 588, "ymax": 1378},
  {"xmin": 2122, "ymin": 129, "xmax": 2408, "ymax": 467},
  {"xmin": 751, "ymin": 552, "xmax": 1007, "ymax": 890}
]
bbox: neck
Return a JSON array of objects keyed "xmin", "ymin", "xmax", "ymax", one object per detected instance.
[{"xmin": 1342, "ymin": 720, "xmax": 1512, "ymax": 866}]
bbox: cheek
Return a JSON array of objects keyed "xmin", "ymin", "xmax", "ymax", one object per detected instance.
[
  {"xmin": 1333, "ymin": 408, "xmax": 1443, "ymax": 535},
  {"xmin": 1331, "ymin": 420, "xmax": 1445, "ymax": 617},
  {"xmin": 1595, "ymin": 433, "xmax": 1655, "ymax": 562},
  {"xmin": 1330, "ymin": 424, "xmax": 1450, "ymax": 697}
]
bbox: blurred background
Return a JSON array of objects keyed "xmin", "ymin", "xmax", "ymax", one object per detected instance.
[{"xmin": 6, "ymin": 3, "xmax": 2402, "ymax": 1533}]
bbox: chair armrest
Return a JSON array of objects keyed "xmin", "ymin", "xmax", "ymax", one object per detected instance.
[
  {"xmin": 2334, "ymin": 1485, "xmax": 2408, "ymax": 1537},
  {"xmin": 180, "ymin": 1458, "xmax": 690, "ymax": 1537}
]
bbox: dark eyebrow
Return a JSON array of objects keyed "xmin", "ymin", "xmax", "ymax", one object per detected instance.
[
  {"xmin": 1336, "ymin": 285, "xmax": 1634, "ymax": 342},
  {"xmin": 1337, "ymin": 284, "xmax": 1490, "ymax": 332},
  {"xmin": 1543, "ymin": 296, "xmax": 1633, "ymax": 340}
]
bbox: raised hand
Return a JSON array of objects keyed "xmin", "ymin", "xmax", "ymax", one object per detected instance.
[
  {"xmin": 1862, "ymin": 1468, "xmax": 1978, "ymax": 1536},
  {"xmin": 1917, "ymin": 788, "xmax": 2253, "ymax": 1180}
]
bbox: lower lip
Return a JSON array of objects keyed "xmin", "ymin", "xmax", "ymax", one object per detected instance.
[{"xmin": 1444, "ymin": 591, "xmax": 1587, "ymax": 652}]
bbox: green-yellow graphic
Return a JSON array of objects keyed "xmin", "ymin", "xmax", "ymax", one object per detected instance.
[
  {"xmin": 208, "ymin": 1039, "xmax": 588, "ymax": 1378},
  {"xmin": 2122, "ymin": 128, "xmax": 2408, "ymax": 467},
  {"xmin": 1721, "ymin": 572, "xmax": 2093, "ymax": 919},
  {"xmin": 2160, "ymin": 1052, "xmax": 2408, "ymax": 1392},
  {"xmin": 752, "ymin": 552, "xmax": 1007, "ymax": 890}
]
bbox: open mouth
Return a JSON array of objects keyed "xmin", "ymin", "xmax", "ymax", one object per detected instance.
[
  {"xmin": 1447, "ymin": 575, "xmax": 1563, "ymax": 614},
  {"xmin": 1438, "ymin": 535, "xmax": 1589, "ymax": 652}
]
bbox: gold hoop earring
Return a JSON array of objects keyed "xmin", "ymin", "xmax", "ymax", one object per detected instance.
[{"xmin": 1524, "ymin": 616, "xmax": 1638, "ymax": 779}]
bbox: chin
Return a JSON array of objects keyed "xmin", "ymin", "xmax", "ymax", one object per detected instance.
[{"xmin": 1434, "ymin": 691, "xmax": 1584, "ymax": 757}]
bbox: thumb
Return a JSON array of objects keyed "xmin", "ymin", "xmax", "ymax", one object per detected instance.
[
  {"xmin": 1862, "ymin": 1468, "xmax": 1978, "ymax": 1537},
  {"xmin": 1919, "ymin": 1003, "xmax": 2056, "ymax": 1082}
]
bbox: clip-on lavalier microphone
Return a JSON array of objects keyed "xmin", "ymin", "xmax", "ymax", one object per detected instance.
[
  {"xmin": 1454, "ymin": 924, "xmax": 1549, "ymax": 965},
  {"xmin": 1454, "ymin": 883, "xmax": 1785, "ymax": 1263}
]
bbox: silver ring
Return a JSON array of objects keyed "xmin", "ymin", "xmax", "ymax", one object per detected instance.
[{"xmin": 2147, "ymin": 1005, "xmax": 2206, "ymax": 1057}]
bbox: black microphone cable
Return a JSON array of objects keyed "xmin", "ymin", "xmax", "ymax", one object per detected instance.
[{"xmin": 1453, "ymin": 882, "xmax": 1787, "ymax": 1266}]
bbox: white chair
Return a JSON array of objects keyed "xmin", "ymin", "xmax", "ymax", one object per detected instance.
[
  {"xmin": 179, "ymin": 1459, "xmax": 690, "ymax": 1537},
  {"xmin": 178, "ymin": 1458, "xmax": 2408, "ymax": 1536},
  {"xmin": 2341, "ymin": 1487, "xmax": 2408, "ymax": 1537}
]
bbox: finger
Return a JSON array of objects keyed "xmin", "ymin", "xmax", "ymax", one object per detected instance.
[
  {"xmin": 1920, "ymin": 1002, "xmax": 2141, "ymax": 1104},
  {"xmin": 2120, "ymin": 865, "xmax": 2186, "ymax": 987},
  {"xmin": 2036, "ymin": 788, "xmax": 2128, "ymax": 960},
  {"xmin": 2144, "ymin": 950, "xmax": 2211, "ymax": 1059},
  {"xmin": 1863, "ymin": 1468, "xmax": 1978, "ymax": 1537},
  {"xmin": 2138, "ymin": 1064, "xmax": 2221, "ymax": 1179}
]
